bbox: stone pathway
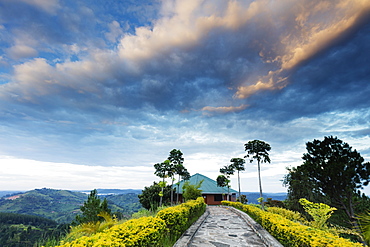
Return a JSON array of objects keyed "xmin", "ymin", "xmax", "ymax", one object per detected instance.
[{"xmin": 174, "ymin": 206, "xmax": 283, "ymax": 247}]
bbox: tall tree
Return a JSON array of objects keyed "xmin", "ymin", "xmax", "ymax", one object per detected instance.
[
  {"xmin": 285, "ymin": 136, "xmax": 370, "ymax": 227},
  {"xmin": 220, "ymin": 165, "xmax": 234, "ymax": 201},
  {"xmin": 154, "ymin": 160, "xmax": 171, "ymax": 207},
  {"xmin": 168, "ymin": 149, "xmax": 184, "ymax": 205},
  {"xmin": 245, "ymin": 140, "xmax": 271, "ymax": 210},
  {"xmin": 74, "ymin": 189, "xmax": 111, "ymax": 225},
  {"xmin": 230, "ymin": 158, "xmax": 245, "ymax": 200},
  {"xmin": 174, "ymin": 164, "xmax": 190, "ymax": 203}
]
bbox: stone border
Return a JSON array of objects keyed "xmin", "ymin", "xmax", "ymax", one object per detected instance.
[
  {"xmin": 225, "ymin": 206, "xmax": 284, "ymax": 247},
  {"xmin": 173, "ymin": 207, "xmax": 210, "ymax": 247},
  {"xmin": 174, "ymin": 205, "xmax": 284, "ymax": 247}
]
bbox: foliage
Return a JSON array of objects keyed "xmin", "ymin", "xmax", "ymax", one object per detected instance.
[
  {"xmin": 265, "ymin": 198, "xmax": 284, "ymax": 208},
  {"xmin": 236, "ymin": 194, "xmax": 248, "ymax": 204},
  {"xmin": 358, "ymin": 211, "xmax": 370, "ymax": 244},
  {"xmin": 104, "ymin": 193, "xmax": 142, "ymax": 218},
  {"xmin": 57, "ymin": 216, "xmax": 167, "ymax": 247},
  {"xmin": 154, "ymin": 160, "xmax": 173, "ymax": 207},
  {"xmin": 244, "ymin": 140, "xmax": 271, "ymax": 210},
  {"xmin": 222, "ymin": 201, "xmax": 362, "ymax": 247},
  {"xmin": 73, "ymin": 189, "xmax": 112, "ymax": 225},
  {"xmin": 156, "ymin": 197, "xmax": 206, "ymax": 239},
  {"xmin": 299, "ymin": 198, "xmax": 337, "ymax": 229},
  {"xmin": 183, "ymin": 180, "xmax": 203, "ymax": 201},
  {"xmin": 216, "ymin": 174, "xmax": 229, "ymax": 188},
  {"xmin": 138, "ymin": 182, "xmax": 173, "ymax": 210},
  {"xmin": 267, "ymin": 206, "xmax": 306, "ymax": 223},
  {"xmin": 56, "ymin": 197, "xmax": 206, "ymax": 247},
  {"xmin": 284, "ymin": 136, "xmax": 370, "ymax": 226},
  {"xmin": 0, "ymin": 213, "xmax": 69, "ymax": 247},
  {"xmin": 131, "ymin": 205, "xmax": 169, "ymax": 219}
]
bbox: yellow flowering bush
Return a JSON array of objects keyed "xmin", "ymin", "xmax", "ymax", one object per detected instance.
[
  {"xmin": 156, "ymin": 197, "xmax": 206, "ymax": 237},
  {"xmin": 56, "ymin": 216, "xmax": 167, "ymax": 247},
  {"xmin": 56, "ymin": 197, "xmax": 206, "ymax": 247},
  {"xmin": 222, "ymin": 201, "xmax": 362, "ymax": 247},
  {"xmin": 267, "ymin": 206, "xmax": 306, "ymax": 223}
]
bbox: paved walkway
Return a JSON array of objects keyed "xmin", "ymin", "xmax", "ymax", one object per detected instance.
[{"xmin": 174, "ymin": 206, "xmax": 283, "ymax": 247}]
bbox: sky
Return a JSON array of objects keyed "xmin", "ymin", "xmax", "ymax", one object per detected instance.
[{"xmin": 0, "ymin": 0, "xmax": 370, "ymax": 194}]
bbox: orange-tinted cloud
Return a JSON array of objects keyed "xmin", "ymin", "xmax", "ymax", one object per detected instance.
[{"xmin": 201, "ymin": 104, "xmax": 249, "ymax": 114}]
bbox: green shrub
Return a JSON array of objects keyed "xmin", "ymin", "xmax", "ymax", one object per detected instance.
[
  {"xmin": 57, "ymin": 216, "xmax": 167, "ymax": 247},
  {"xmin": 222, "ymin": 201, "xmax": 362, "ymax": 247},
  {"xmin": 56, "ymin": 197, "xmax": 206, "ymax": 247}
]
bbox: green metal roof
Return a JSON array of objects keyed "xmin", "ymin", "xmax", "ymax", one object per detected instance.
[{"xmin": 173, "ymin": 173, "xmax": 237, "ymax": 194}]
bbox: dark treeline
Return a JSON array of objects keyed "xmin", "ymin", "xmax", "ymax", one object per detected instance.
[
  {"xmin": 0, "ymin": 212, "xmax": 69, "ymax": 247},
  {"xmin": 0, "ymin": 212, "xmax": 58, "ymax": 227}
]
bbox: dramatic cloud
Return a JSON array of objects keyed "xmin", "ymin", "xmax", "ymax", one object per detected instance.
[{"xmin": 0, "ymin": 0, "xmax": 369, "ymax": 192}]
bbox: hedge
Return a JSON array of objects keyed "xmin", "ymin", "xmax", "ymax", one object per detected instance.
[
  {"xmin": 222, "ymin": 201, "xmax": 362, "ymax": 247},
  {"xmin": 56, "ymin": 197, "xmax": 206, "ymax": 247}
]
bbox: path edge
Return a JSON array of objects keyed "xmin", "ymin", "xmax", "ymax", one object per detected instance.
[
  {"xmin": 173, "ymin": 207, "xmax": 210, "ymax": 247},
  {"xmin": 225, "ymin": 206, "xmax": 284, "ymax": 247}
]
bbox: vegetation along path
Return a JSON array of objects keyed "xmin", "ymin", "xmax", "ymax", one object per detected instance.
[{"xmin": 174, "ymin": 206, "xmax": 283, "ymax": 247}]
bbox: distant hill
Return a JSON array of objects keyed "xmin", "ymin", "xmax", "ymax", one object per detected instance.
[
  {"xmin": 77, "ymin": 189, "xmax": 142, "ymax": 195},
  {"xmin": 242, "ymin": 192, "xmax": 287, "ymax": 204},
  {"xmin": 0, "ymin": 188, "xmax": 87, "ymax": 223},
  {"xmin": 0, "ymin": 188, "xmax": 142, "ymax": 223},
  {"xmin": 0, "ymin": 191, "xmax": 24, "ymax": 198}
]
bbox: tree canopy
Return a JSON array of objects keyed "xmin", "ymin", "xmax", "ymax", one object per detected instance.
[
  {"xmin": 284, "ymin": 136, "xmax": 370, "ymax": 226},
  {"xmin": 74, "ymin": 189, "xmax": 111, "ymax": 225},
  {"xmin": 138, "ymin": 182, "xmax": 173, "ymax": 210},
  {"xmin": 245, "ymin": 140, "xmax": 271, "ymax": 210},
  {"xmin": 183, "ymin": 180, "xmax": 203, "ymax": 201}
]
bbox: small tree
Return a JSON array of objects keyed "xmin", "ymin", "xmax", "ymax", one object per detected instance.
[
  {"xmin": 183, "ymin": 180, "xmax": 203, "ymax": 201},
  {"xmin": 299, "ymin": 198, "xmax": 337, "ymax": 229},
  {"xmin": 216, "ymin": 175, "xmax": 230, "ymax": 200},
  {"xmin": 245, "ymin": 140, "xmax": 271, "ymax": 210},
  {"xmin": 74, "ymin": 189, "xmax": 111, "ymax": 225},
  {"xmin": 138, "ymin": 182, "xmax": 173, "ymax": 210}
]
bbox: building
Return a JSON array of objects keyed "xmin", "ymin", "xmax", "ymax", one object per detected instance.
[{"xmin": 174, "ymin": 173, "xmax": 238, "ymax": 205}]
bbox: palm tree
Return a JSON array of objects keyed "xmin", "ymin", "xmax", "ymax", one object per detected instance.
[
  {"xmin": 230, "ymin": 158, "xmax": 245, "ymax": 200},
  {"xmin": 168, "ymin": 149, "xmax": 185, "ymax": 205},
  {"xmin": 220, "ymin": 165, "xmax": 234, "ymax": 201},
  {"xmin": 154, "ymin": 160, "xmax": 171, "ymax": 207},
  {"xmin": 244, "ymin": 140, "xmax": 271, "ymax": 210},
  {"xmin": 175, "ymin": 164, "xmax": 190, "ymax": 203}
]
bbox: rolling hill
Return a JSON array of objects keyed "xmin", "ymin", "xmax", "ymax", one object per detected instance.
[{"xmin": 0, "ymin": 188, "xmax": 142, "ymax": 223}]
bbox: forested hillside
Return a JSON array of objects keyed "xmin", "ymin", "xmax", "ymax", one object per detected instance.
[
  {"xmin": 0, "ymin": 188, "xmax": 142, "ymax": 223},
  {"xmin": 0, "ymin": 212, "xmax": 68, "ymax": 247}
]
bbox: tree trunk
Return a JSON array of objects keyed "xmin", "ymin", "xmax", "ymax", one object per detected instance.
[
  {"xmin": 258, "ymin": 160, "xmax": 264, "ymax": 210},
  {"xmin": 176, "ymin": 174, "xmax": 180, "ymax": 204},
  {"xmin": 170, "ymin": 177, "xmax": 174, "ymax": 206},
  {"xmin": 159, "ymin": 178, "xmax": 164, "ymax": 207},
  {"xmin": 238, "ymin": 170, "xmax": 241, "ymax": 200},
  {"xmin": 228, "ymin": 186, "xmax": 230, "ymax": 201}
]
